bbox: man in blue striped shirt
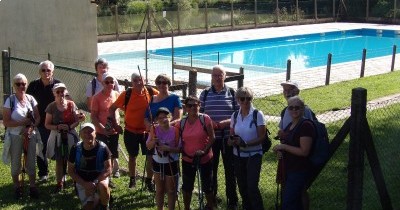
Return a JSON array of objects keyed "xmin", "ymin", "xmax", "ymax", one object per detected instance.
[{"xmin": 199, "ymin": 65, "xmax": 238, "ymax": 209}]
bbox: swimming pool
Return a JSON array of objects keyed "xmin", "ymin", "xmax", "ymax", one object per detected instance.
[
  {"xmin": 102, "ymin": 28, "xmax": 400, "ymax": 81},
  {"xmin": 149, "ymin": 28, "xmax": 400, "ymax": 70}
]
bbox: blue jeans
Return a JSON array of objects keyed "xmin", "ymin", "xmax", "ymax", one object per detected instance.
[
  {"xmin": 282, "ymin": 171, "xmax": 309, "ymax": 210},
  {"xmin": 234, "ymin": 154, "xmax": 264, "ymax": 210}
]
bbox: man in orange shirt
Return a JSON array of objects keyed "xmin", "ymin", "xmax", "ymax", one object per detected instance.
[{"xmin": 109, "ymin": 73, "xmax": 158, "ymax": 190}]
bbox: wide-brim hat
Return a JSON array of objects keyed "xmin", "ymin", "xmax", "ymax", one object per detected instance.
[{"xmin": 280, "ymin": 80, "xmax": 299, "ymax": 88}]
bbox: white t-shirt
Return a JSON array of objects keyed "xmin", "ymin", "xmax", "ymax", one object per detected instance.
[
  {"xmin": 230, "ymin": 106, "xmax": 265, "ymax": 157},
  {"xmin": 4, "ymin": 94, "xmax": 38, "ymax": 135},
  {"xmin": 85, "ymin": 77, "xmax": 121, "ymax": 97}
]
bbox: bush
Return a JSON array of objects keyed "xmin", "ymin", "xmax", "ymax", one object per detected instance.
[{"xmin": 126, "ymin": 0, "xmax": 165, "ymax": 14}]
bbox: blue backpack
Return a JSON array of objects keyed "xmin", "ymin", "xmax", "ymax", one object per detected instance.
[
  {"xmin": 294, "ymin": 118, "xmax": 330, "ymax": 167},
  {"xmin": 75, "ymin": 141, "xmax": 107, "ymax": 172}
]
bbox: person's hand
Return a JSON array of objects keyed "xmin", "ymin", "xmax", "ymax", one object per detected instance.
[
  {"xmin": 195, "ymin": 150, "xmax": 205, "ymax": 157},
  {"xmin": 78, "ymin": 112, "xmax": 86, "ymax": 122},
  {"xmin": 157, "ymin": 144, "xmax": 170, "ymax": 152},
  {"xmin": 115, "ymin": 125, "xmax": 123, "ymax": 134},
  {"xmin": 58, "ymin": 124, "xmax": 69, "ymax": 131},
  {"xmin": 273, "ymin": 144, "xmax": 286, "ymax": 153},
  {"xmin": 277, "ymin": 129, "xmax": 288, "ymax": 140}
]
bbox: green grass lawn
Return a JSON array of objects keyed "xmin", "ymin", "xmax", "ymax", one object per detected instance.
[{"xmin": 0, "ymin": 70, "xmax": 399, "ymax": 209}]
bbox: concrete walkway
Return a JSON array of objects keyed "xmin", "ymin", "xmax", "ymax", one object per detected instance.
[{"xmin": 98, "ymin": 22, "xmax": 400, "ymax": 97}]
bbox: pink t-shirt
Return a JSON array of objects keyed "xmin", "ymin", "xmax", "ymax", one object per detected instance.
[
  {"xmin": 91, "ymin": 90, "xmax": 120, "ymax": 135},
  {"xmin": 179, "ymin": 114, "xmax": 213, "ymax": 164}
]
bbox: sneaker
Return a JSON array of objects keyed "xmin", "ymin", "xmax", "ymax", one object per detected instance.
[
  {"xmin": 15, "ymin": 187, "xmax": 23, "ymax": 199},
  {"xmin": 113, "ymin": 171, "xmax": 120, "ymax": 178},
  {"xmin": 29, "ymin": 187, "xmax": 39, "ymax": 199},
  {"xmin": 145, "ymin": 178, "xmax": 155, "ymax": 192},
  {"xmin": 38, "ymin": 175, "xmax": 48, "ymax": 182},
  {"xmin": 128, "ymin": 177, "xmax": 136, "ymax": 189}
]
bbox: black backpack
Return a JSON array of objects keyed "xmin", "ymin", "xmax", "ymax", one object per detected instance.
[
  {"xmin": 233, "ymin": 109, "xmax": 272, "ymax": 154},
  {"xmin": 290, "ymin": 118, "xmax": 330, "ymax": 167}
]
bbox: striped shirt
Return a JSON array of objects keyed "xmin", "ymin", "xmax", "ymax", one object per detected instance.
[{"xmin": 199, "ymin": 85, "xmax": 238, "ymax": 139}]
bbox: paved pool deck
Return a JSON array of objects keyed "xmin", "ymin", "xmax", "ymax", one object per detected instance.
[{"xmin": 98, "ymin": 22, "xmax": 400, "ymax": 97}]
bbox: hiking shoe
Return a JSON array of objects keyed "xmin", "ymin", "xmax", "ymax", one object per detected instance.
[
  {"xmin": 145, "ymin": 178, "xmax": 155, "ymax": 192},
  {"xmin": 15, "ymin": 186, "xmax": 23, "ymax": 199},
  {"xmin": 128, "ymin": 177, "xmax": 136, "ymax": 189},
  {"xmin": 38, "ymin": 175, "xmax": 48, "ymax": 182},
  {"xmin": 29, "ymin": 187, "xmax": 39, "ymax": 199},
  {"xmin": 113, "ymin": 171, "xmax": 120, "ymax": 178}
]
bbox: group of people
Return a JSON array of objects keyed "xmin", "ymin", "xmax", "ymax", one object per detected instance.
[{"xmin": 2, "ymin": 59, "xmax": 318, "ymax": 210}]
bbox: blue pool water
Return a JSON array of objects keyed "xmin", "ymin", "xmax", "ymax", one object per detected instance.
[
  {"xmin": 102, "ymin": 28, "xmax": 400, "ymax": 77},
  {"xmin": 149, "ymin": 28, "xmax": 400, "ymax": 69}
]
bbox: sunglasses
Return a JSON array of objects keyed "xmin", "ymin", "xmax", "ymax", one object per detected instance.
[
  {"xmin": 41, "ymin": 69, "xmax": 52, "ymax": 73},
  {"xmin": 288, "ymin": 106, "xmax": 302, "ymax": 111},
  {"xmin": 156, "ymin": 81, "xmax": 169, "ymax": 85},
  {"xmin": 212, "ymin": 74, "xmax": 224, "ymax": 78},
  {"xmin": 186, "ymin": 104, "xmax": 198, "ymax": 108},
  {"xmin": 239, "ymin": 97, "xmax": 252, "ymax": 102},
  {"xmin": 56, "ymin": 90, "xmax": 65, "ymax": 94},
  {"xmin": 15, "ymin": 82, "xmax": 26, "ymax": 87},
  {"xmin": 104, "ymin": 80, "xmax": 114, "ymax": 85}
]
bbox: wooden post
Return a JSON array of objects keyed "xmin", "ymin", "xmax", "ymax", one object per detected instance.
[
  {"xmin": 332, "ymin": 0, "xmax": 336, "ymax": 18},
  {"xmin": 238, "ymin": 67, "xmax": 244, "ymax": 88},
  {"xmin": 48, "ymin": 53, "xmax": 51, "ymax": 61},
  {"xmin": 391, "ymin": 45, "xmax": 396, "ymax": 72},
  {"xmin": 275, "ymin": 0, "xmax": 279, "ymax": 23},
  {"xmin": 360, "ymin": 49, "xmax": 367, "ymax": 78},
  {"xmin": 254, "ymin": 0, "xmax": 258, "ymax": 27},
  {"xmin": 231, "ymin": 0, "xmax": 234, "ymax": 30},
  {"xmin": 314, "ymin": 0, "xmax": 318, "ymax": 21},
  {"xmin": 325, "ymin": 53, "xmax": 332, "ymax": 85},
  {"xmin": 205, "ymin": 1, "xmax": 209, "ymax": 33},
  {"xmin": 286, "ymin": 59, "xmax": 291, "ymax": 81},
  {"xmin": 2, "ymin": 50, "xmax": 12, "ymax": 102},
  {"xmin": 366, "ymin": 0, "xmax": 369, "ymax": 21},
  {"xmin": 347, "ymin": 88, "xmax": 367, "ymax": 210},
  {"xmin": 188, "ymin": 70, "xmax": 197, "ymax": 96},
  {"xmin": 296, "ymin": 0, "xmax": 299, "ymax": 21}
]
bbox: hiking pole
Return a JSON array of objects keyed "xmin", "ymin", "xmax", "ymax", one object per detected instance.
[
  {"xmin": 194, "ymin": 155, "xmax": 204, "ymax": 210},
  {"xmin": 137, "ymin": 65, "xmax": 156, "ymax": 195}
]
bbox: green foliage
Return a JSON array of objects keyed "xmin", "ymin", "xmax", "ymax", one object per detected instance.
[
  {"xmin": 126, "ymin": 1, "xmax": 147, "ymax": 14},
  {"xmin": 371, "ymin": 0, "xmax": 391, "ymax": 17},
  {"xmin": 178, "ymin": 0, "xmax": 193, "ymax": 11}
]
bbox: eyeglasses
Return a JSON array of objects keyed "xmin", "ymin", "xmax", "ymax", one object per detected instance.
[
  {"xmin": 288, "ymin": 106, "xmax": 302, "ymax": 111},
  {"xmin": 104, "ymin": 80, "xmax": 114, "ymax": 85},
  {"xmin": 186, "ymin": 104, "xmax": 198, "ymax": 108},
  {"xmin": 56, "ymin": 90, "xmax": 65, "ymax": 94},
  {"xmin": 41, "ymin": 69, "xmax": 52, "ymax": 73},
  {"xmin": 15, "ymin": 83, "xmax": 26, "ymax": 87},
  {"xmin": 156, "ymin": 81, "xmax": 168, "ymax": 85},
  {"xmin": 239, "ymin": 97, "xmax": 252, "ymax": 102},
  {"xmin": 132, "ymin": 79, "xmax": 142, "ymax": 83}
]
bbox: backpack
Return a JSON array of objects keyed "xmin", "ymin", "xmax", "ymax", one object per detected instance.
[
  {"xmin": 292, "ymin": 118, "xmax": 330, "ymax": 167},
  {"xmin": 179, "ymin": 114, "xmax": 207, "ymax": 158},
  {"xmin": 233, "ymin": 109, "xmax": 272, "ymax": 154},
  {"xmin": 201, "ymin": 87, "xmax": 236, "ymax": 112},
  {"xmin": 124, "ymin": 86, "xmax": 155, "ymax": 110},
  {"xmin": 75, "ymin": 141, "xmax": 107, "ymax": 172}
]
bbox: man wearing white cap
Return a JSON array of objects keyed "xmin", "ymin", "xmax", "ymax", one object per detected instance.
[
  {"xmin": 277, "ymin": 80, "xmax": 315, "ymax": 141},
  {"xmin": 68, "ymin": 123, "xmax": 112, "ymax": 210}
]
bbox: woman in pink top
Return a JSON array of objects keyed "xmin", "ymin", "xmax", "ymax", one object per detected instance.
[
  {"xmin": 91, "ymin": 73, "xmax": 120, "ymax": 178},
  {"xmin": 179, "ymin": 96, "xmax": 215, "ymax": 210},
  {"xmin": 146, "ymin": 107, "xmax": 180, "ymax": 210}
]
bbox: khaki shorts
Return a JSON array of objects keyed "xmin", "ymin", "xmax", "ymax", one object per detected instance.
[{"xmin": 76, "ymin": 178, "xmax": 109, "ymax": 206}]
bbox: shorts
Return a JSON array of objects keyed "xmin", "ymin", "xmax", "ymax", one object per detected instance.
[
  {"xmin": 152, "ymin": 159, "xmax": 179, "ymax": 176},
  {"xmin": 181, "ymin": 159, "xmax": 213, "ymax": 193},
  {"xmin": 123, "ymin": 129, "xmax": 150, "ymax": 157},
  {"xmin": 75, "ymin": 178, "xmax": 109, "ymax": 206},
  {"xmin": 96, "ymin": 133, "xmax": 119, "ymax": 159}
]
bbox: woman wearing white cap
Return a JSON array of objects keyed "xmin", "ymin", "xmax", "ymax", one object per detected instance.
[{"xmin": 44, "ymin": 83, "xmax": 82, "ymax": 193}]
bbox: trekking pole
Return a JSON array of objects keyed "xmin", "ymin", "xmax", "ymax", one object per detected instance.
[
  {"xmin": 137, "ymin": 65, "xmax": 156, "ymax": 195},
  {"xmin": 195, "ymin": 155, "xmax": 204, "ymax": 210}
]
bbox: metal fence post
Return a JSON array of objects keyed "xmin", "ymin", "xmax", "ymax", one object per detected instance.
[
  {"xmin": 347, "ymin": 87, "xmax": 367, "ymax": 210},
  {"xmin": 2, "ymin": 50, "xmax": 12, "ymax": 103},
  {"xmin": 391, "ymin": 45, "xmax": 396, "ymax": 72},
  {"xmin": 254, "ymin": 0, "xmax": 258, "ymax": 27},
  {"xmin": 205, "ymin": 1, "xmax": 209, "ymax": 33},
  {"xmin": 360, "ymin": 49, "xmax": 367, "ymax": 78},
  {"xmin": 325, "ymin": 53, "xmax": 332, "ymax": 85},
  {"xmin": 286, "ymin": 59, "xmax": 291, "ymax": 81}
]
